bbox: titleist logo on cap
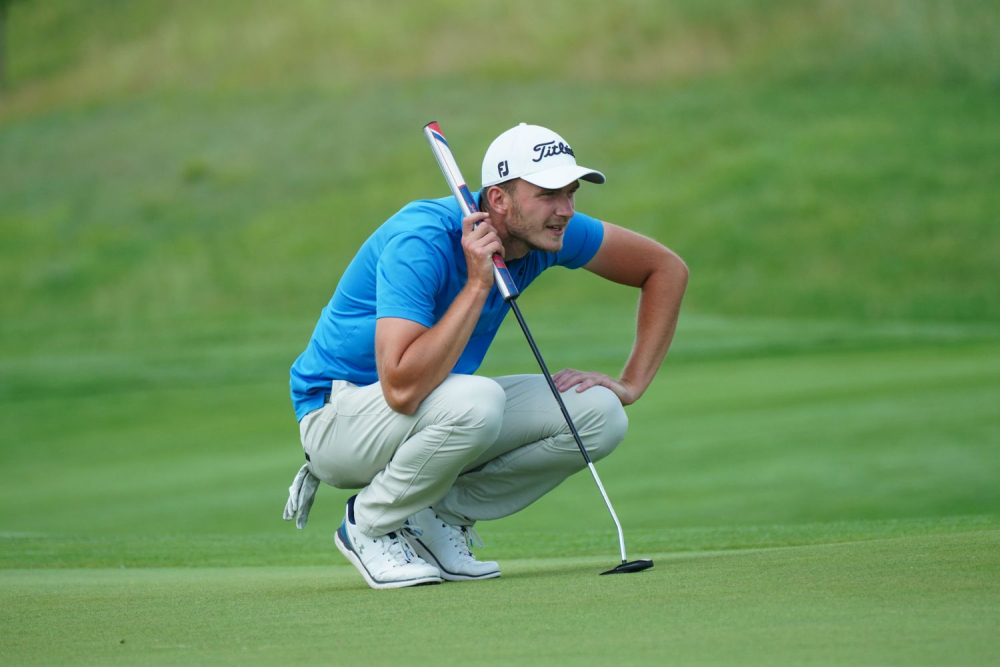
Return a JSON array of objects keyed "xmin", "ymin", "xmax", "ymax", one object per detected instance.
[
  {"xmin": 481, "ymin": 123, "xmax": 605, "ymax": 188},
  {"xmin": 532, "ymin": 141, "xmax": 575, "ymax": 163}
]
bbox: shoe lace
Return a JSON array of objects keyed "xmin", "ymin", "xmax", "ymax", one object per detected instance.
[
  {"xmin": 447, "ymin": 523, "xmax": 484, "ymax": 557},
  {"xmin": 403, "ymin": 513, "xmax": 486, "ymax": 558},
  {"xmin": 378, "ymin": 531, "xmax": 417, "ymax": 566}
]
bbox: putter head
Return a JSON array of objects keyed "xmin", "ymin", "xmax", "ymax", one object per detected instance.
[{"xmin": 600, "ymin": 559, "xmax": 654, "ymax": 575}]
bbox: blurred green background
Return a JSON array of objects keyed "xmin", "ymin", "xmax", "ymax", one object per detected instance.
[{"xmin": 1, "ymin": 1, "xmax": 998, "ymax": 664}]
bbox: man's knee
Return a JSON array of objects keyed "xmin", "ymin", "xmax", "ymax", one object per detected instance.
[
  {"xmin": 572, "ymin": 386, "xmax": 628, "ymax": 461},
  {"xmin": 428, "ymin": 375, "xmax": 506, "ymax": 448}
]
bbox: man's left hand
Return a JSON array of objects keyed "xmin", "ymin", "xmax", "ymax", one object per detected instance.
[{"xmin": 551, "ymin": 369, "xmax": 639, "ymax": 406}]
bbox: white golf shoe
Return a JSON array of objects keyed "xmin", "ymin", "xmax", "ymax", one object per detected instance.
[
  {"xmin": 334, "ymin": 500, "xmax": 442, "ymax": 590},
  {"xmin": 404, "ymin": 508, "xmax": 501, "ymax": 581}
]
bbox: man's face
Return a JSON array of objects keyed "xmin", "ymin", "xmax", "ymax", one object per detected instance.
[{"xmin": 502, "ymin": 179, "xmax": 580, "ymax": 256}]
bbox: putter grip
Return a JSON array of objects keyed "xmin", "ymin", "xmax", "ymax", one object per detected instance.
[{"xmin": 423, "ymin": 121, "xmax": 520, "ymax": 301}]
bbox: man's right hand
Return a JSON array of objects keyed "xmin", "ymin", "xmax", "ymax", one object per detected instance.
[{"xmin": 462, "ymin": 212, "xmax": 504, "ymax": 291}]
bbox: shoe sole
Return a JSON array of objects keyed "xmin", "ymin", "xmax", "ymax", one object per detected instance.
[
  {"xmin": 409, "ymin": 538, "xmax": 502, "ymax": 582},
  {"xmin": 335, "ymin": 527, "xmax": 442, "ymax": 590}
]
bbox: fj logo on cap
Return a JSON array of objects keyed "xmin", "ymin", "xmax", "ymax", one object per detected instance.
[
  {"xmin": 480, "ymin": 123, "xmax": 604, "ymax": 188},
  {"xmin": 532, "ymin": 141, "xmax": 575, "ymax": 163}
]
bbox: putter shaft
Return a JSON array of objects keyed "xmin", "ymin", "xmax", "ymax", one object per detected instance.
[{"xmin": 508, "ymin": 300, "xmax": 629, "ymax": 564}]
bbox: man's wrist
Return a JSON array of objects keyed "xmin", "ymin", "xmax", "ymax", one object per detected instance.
[
  {"xmin": 463, "ymin": 279, "xmax": 493, "ymax": 300},
  {"xmin": 617, "ymin": 377, "xmax": 644, "ymax": 405}
]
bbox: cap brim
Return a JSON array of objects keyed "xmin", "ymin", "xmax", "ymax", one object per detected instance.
[{"xmin": 521, "ymin": 165, "xmax": 606, "ymax": 189}]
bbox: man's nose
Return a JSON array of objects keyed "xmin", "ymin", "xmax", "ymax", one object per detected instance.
[{"xmin": 555, "ymin": 195, "xmax": 575, "ymax": 218}]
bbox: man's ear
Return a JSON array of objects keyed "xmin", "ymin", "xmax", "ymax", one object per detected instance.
[{"xmin": 486, "ymin": 184, "xmax": 512, "ymax": 215}]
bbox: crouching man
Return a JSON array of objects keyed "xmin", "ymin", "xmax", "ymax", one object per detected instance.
[{"xmin": 288, "ymin": 123, "xmax": 688, "ymax": 589}]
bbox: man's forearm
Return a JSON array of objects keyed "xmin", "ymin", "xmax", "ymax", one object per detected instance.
[
  {"xmin": 619, "ymin": 253, "xmax": 688, "ymax": 400},
  {"xmin": 377, "ymin": 282, "xmax": 491, "ymax": 414}
]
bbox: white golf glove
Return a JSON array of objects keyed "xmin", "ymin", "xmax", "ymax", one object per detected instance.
[{"xmin": 283, "ymin": 463, "xmax": 321, "ymax": 529}]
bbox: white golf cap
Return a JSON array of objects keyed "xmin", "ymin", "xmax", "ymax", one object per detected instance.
[{"xmin": 481, "ymin": 123, "xmax": 606, "ymax": 189}]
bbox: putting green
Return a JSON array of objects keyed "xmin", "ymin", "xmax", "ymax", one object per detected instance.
[{"xmin": 2, "ymin": 526, "xmax": 996, "ymax": 665}]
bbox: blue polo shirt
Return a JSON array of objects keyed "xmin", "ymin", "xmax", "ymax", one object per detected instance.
[{"xmin": 289, "ymin": 193, "xmax": 605, "ymax": 421}]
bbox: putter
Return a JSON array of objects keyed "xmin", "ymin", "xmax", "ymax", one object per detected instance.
[{"xmin": 424, "ymin": 121, "xmax": 653, "ymax": 576}]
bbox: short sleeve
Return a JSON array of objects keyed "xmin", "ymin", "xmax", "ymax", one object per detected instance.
[{"xmin": 376, "ymin": 233, "xmax": 446, "ymax": 327}]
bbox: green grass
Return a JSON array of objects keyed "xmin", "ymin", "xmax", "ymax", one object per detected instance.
[
  {"xmin": 2, "ymin": 1, "xmax": 999, "ymax": 664},
  {"xmin": 2, "ymin": 320, "xmax": 998, "ymax": 664},
  {"xmin": 3, "ymin": 530, "xmax": 998, "ymax": 666},
  {"xmin": 3, "ymin": 317, "xmax": 998, "ymax": 537}
]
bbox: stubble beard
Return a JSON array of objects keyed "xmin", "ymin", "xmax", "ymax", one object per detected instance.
[{"xmin": 505, "ymin": 197, "xmax": 564, "ymax": 254}]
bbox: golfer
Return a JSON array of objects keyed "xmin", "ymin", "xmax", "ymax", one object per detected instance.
[{"xmin": 288, "ymin": 123, "xmax": 688, "ymax": 589}]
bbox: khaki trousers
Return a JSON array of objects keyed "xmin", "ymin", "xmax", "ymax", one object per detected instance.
[{"xmin": 299, "ymin": 374, "xmax": 628, "ymax": 536}]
